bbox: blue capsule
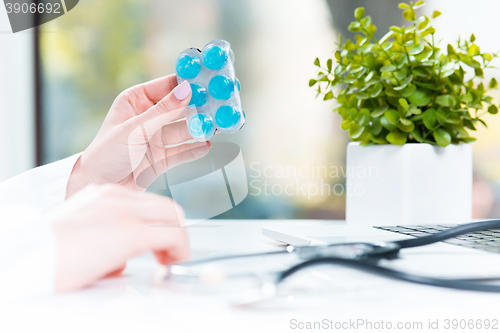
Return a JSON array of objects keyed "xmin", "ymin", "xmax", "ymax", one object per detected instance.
[
  {"xmin": 188, "ymin": 114, "xmax": 214, "ymax": 138},
  {"xmin": 189, "ymin": 83, "xmax": 207, "ymax": 108},
  {"xmin": 236, "ymin": 78, "xmax": 241, "ymax": 91},
  {"xmin": 215, "ymin": 105, "xmax": 241, "ymax": 130},
  {"xmin": 209, "ymin": 75, "xmax": 234, "ymax": 100},
  {"xmin": 202, "ymin": 45, "xmax": 227, "ymax": 70},
  {"xmin": 176, "ymin": 55, "xmax": 201, "ymax": 79}
]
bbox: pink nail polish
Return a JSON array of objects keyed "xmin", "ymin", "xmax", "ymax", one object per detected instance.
[{"xmin": 174, "ymin": 81, "xmax": 191, "ymax": 101}]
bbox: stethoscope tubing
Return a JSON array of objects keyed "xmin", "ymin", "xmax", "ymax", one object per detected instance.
[{"xmin": 168, "ymin": 220, "xmax": 500, "ymax": 292}]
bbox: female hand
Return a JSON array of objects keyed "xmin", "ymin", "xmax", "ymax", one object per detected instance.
[
  {"xmin": 66, "ymin": 76, "xmax": 210, "ymax": 197},
  {"xmin": 49, "ymin": 184, "xmax": 189, "ymax": 293}
]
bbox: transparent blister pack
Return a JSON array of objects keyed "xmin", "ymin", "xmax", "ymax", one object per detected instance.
[{"xmin": 175, "ymin": 40, "xmax": 245, "ymax": 142}]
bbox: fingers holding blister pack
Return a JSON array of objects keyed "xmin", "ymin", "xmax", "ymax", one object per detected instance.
[{"xmin": 175, "ymin": 40, "xmax": 245, "ymax": 142}]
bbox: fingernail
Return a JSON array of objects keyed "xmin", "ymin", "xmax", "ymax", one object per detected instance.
[
  {"xmin": 151, "ymin": 266, "xmax": 169, "ymax": 288},
  {"xmin": 174, "ymin": 81, "xmax": 191, "ymax": 101}
]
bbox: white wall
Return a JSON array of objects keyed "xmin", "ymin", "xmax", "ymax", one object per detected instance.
[{"xmin": 0, "ymin": 6, "xmax": 36, "ymax": 182}]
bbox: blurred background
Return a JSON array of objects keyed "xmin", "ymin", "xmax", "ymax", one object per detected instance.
[{"xmin": 2, "ymin": 0, "xmax": 500, "ymax": 219}]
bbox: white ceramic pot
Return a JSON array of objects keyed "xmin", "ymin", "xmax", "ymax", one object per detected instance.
[{"xmin": 345, "ymin": 142, "xmax": 472, "ymax": 226}]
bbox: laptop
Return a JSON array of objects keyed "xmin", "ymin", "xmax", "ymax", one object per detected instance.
[{"xmin": 262, "ymin": 221, "xmax": 500, "ymax": 279}]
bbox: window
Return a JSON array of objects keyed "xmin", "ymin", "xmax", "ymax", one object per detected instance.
[{"xmin": 39, "ymin": 0, "xmax": 500, "ymax": 219}]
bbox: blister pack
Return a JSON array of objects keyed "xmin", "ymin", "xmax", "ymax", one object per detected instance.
[{"xmin": 175, "ymin": 40, "xmax": 244, "ymax": 142}]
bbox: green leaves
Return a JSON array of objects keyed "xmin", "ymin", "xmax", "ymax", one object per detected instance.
[
  {"xmin": 420, "ymin": 26, "xmax": 435, "ymax": 37},
  {"xmin": 411, "ymin": 128, "xmax": 424, "ymax": 142},
  {"xmin": 402, "ymin": 84, "xmax": 417, "ymax": 97},
  {"xmin": 418, "ymin": 17, "xmax": 430, "ymax": 30},
  {"xmin": 348, "ymin": 21, "xmax": 362, "ymax": 32},
  {"xmin": 372, "ymin": 105, "xmax": 389, "ymax": 117},
  {"xmin": 398, "ymin": 118, "xmax": 415, "ymax": 132},
  {"xmin": 334, "ymin": 51, "xmax": 342, "ymax": 62},
  {"xmin": 381, "ymin": 64, "xmax": 397, "ymax": 72},
  {"xmin": 309, "ymin": 1, "xmax": 498, "ymax": 147},
  {"xmin": 387, "ymin": 130, "xmax": 408, "ymax": 145},
  {"xmin": 490, "ymin": 78, "xmax": 498, "ymax": 89},
  {"xmin": 488, "ymin": 105, "xmax": 498, "ymax": 114},
  {"xmin": 414, "ymin": 1, "xmax": 426, "ymax": 9},
  {"xmin": 370, "ymin": 83, "xmax": 383, "ymax": 98},
  {"xmin": 435, "ymin": 95, "xmax": 456, "ymax": 107},
  {"xmin": 327, "ymin": 59, "xmax": 333, "ymax": 72},
  {"xmin": 408, "ymin": 44, "xmax": 425, "ymax": 55},
  {"xmin": 433, "ymin": 129, "xmax": 451, "ymax": 147},
  {"xmin": 423, "ymin": 108, "xmax": 437, "ymax": 129},
  {"xmin": 408, "ymin": 89, "xmax": 431, "ymax": 106},
  {"xmin": 361, "ymin": 17, "xmax": 372, "ymax": 29},
  {"xmin": 354, "ymin": 7, "xmax": 365, "ymax": 21},
  {"xmin": 323, "ymin": 91, "xmax": 334, "ymax": 101},
  {"xmin": 399, "ymin": 98, "xmax": 409, "ymax": 111},
  {"xmin": 384, "ymin": 109, "xmax": 400, "ymax": 124},
  {"xmin": 403, "ymin": 10, "xmax": 415, "ymax": 21},
  {"xmin": 394, "ymin": 75, "xmax": 413, "ymax": 90},
  {"xmin": 379, "ymin": 31, "xmax": 394, "ymax": 44}
]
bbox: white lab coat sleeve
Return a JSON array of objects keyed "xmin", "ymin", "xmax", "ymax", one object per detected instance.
[
  {"xmin": 0, "ymin": 207, "xmax": 57, "ymax": 301},
  {"xmin": 0, "ymin": 153, "xmax": 81, "ymax": 215},
  {"xmin": 0, "ymin": 153, "xmax": 81, "ymax": 300}
]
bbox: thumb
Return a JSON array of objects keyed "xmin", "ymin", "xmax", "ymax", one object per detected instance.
[{"xmin": 131, "ymin": 81, "xmax": 192, "ymax": 141}]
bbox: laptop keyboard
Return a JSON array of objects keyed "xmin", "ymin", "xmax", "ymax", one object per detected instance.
[{"xmin": 374, "ymin": 224, "xmax": 500, "ymax": 253}]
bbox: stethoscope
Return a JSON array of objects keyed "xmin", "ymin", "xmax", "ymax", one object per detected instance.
[{"xmin": 166, "ymin": 220, "xmax": 500, "ymax": 298}]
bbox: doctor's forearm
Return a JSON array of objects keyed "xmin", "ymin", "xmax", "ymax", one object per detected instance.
[{"xmin": 65, "ymin": 156, "xmax": 91, "ymax": 199}]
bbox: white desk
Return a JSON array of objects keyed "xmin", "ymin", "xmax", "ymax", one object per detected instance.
[{"xmin": 4, "ymin": 220, "xmax": 500, "ymax": 333}]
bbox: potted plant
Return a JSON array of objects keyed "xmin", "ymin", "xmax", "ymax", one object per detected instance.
[{"xmin": 310, "ymin": 1, "xmax": 499, "ymax": 225}]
